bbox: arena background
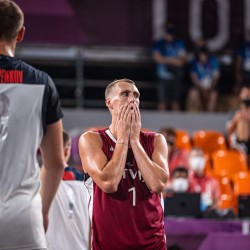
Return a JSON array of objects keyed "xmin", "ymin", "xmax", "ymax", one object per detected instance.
[{"xmin": 14, "ymin": 0, "xmax": 250, "ymax": 132}]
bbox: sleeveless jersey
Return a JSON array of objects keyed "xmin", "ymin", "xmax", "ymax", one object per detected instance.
[
  {"xmin": 87, "ymin": 128, "xmax": 166, "ymax": 250},
  {"xmin": 0, "ymin": 55, "xmax": 62, "ymax": 250}
]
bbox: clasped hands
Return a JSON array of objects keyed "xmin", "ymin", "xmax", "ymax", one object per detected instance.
[{"xmin": 116, "ymin": 102, "xmax": 141, "ymax": 145}]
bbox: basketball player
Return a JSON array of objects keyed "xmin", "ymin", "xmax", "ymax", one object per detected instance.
[
  {"xmin": 79, "ymin": 79, "xmax": 169, "ymax": 249},
  {"xmin": 0, "ymin": 1, "xmax": 65, "ymax": 249},
  {"xmin": 62, "ymin": 130, "xmax": 84, "ymax": 181}
]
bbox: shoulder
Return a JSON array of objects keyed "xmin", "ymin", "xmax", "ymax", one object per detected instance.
[
  {"xmin": 20, "ymin": 60, "xmax": 51, "ymax": 85},
  {"xmin": 79, "ymin": 130, "xmax": 101, "ymax": 142},
  {"xmin": 149, "ymin": 132, "xmax": 167, "ymax": 147},
  {"xmin": 79, "ymin": 130, "xmax": 103, "ymax": 149},
  {"xmin": 154, "ymin": 132, "xmax": 165, "ymax": 140}
]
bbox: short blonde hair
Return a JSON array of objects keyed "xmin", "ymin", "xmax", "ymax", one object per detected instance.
[{"xmin": 105, "ymin": 78, "xmax": 136, "ymax": 99}]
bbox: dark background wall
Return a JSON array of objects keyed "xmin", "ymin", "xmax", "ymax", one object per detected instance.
[{"xmin": 15, "ymin": 0, "xmax": 248, "ymax": 52}]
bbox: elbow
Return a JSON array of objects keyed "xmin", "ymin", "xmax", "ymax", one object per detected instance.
[
  {"xmin": 55, "ymin": 160, "xmax": 65, "ymax": 177},
  {"xmin": 60, "ymin": 163, "xmax": 66, "ymax": 175},
  {"xmin": 151, "ymin": 183, "xmax": 167, "ymax": 194},
  {"xmin": 151, "ymin": 174, "xmax": 169, "ymax": 194},
  {"xmin": 52, "ymin": 157, "xmax": 65, "ymax": 173},
  {"xmin": 55, "ymin": 158, "xmax": 66, "ymax": 169},
  {"xmin": 44, "ymin": 159, "xmax": 65, "ymax": 172},
  {"xmin": 101, "ymin": 181, "xmax": 118, "ymax": 193}
]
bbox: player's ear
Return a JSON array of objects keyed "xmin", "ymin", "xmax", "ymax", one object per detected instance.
[
  {"xmin": 105, "ymin": 98, "xmax": 112, "ymax": 109},
  {"xmin": 16, "ymin": 26, "xmax": 25, "ymax": 43}
]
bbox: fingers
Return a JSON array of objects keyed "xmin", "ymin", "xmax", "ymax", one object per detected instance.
[
  {"xmin": 119, "ymin": 104, "xmax": 130, "ymax": 121},
  {"xmin": 118, "ymin": 102, "xmax": 140, "ymax": 125},
  {"xmin": 135, "ymin": 103, "xmax": 140, "ymax": 123},
  {"xmin": 129, "ymin": 103, "xmax": 141, "ymax": 140},
  {"xmin": 118, "ymin": 103, "xmax": 133, "ymax": 128},
  {"xmin": 118, "ymin": 104, "xmax": 125, "ymax": 120},
  {"xmin": 131, "ymin": 103, "xmax": 140, "ymax": 124},
  {"xmin": 124, "ymin": 103, "xmax": 132, "ymax": 122}
]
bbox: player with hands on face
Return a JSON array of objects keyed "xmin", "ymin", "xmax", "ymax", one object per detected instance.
[{"xmin": 79, "ymin": 78, "xmax": 169, "ymax": 250}]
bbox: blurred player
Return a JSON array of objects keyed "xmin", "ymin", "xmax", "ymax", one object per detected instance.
[{"xmin": 62, "ymin": 129, "xmax": 84, "ymax": 181}]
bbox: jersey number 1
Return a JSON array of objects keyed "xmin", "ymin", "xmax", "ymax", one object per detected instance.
[{"xmin": 128, "ymin": 187, "xmax": 136, "ymax": 206}]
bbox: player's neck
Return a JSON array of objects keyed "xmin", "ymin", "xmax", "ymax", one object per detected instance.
[
  {"xmin": 0, "ymin": 42, "xmax": 16, "ymax": 57},
  {"xmin": 108, "ymin": 124, "xmax": 117, "ymax": 139}
]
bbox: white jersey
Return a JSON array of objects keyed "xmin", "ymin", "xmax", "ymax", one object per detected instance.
[
  {"xmin": 46, "ymin": 181, "xmax": 90, "ymax": 250},
  {"xmin": 84, "ymin": 174, "xmax": 93, "ymax": 223},
  {"xmin": 0, "ymin": 55, "xmax": 62, "ymax": 250}
]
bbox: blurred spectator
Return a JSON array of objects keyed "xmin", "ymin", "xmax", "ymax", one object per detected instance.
[
  {"xmin": 165, "ymin": 166, "xmax": 189, "ymax": 196},
  {"xmin": 153, "ymin": 24, "xmax": 187, "ymax": 111},
  {"xmin": 62, "ymin": 130, "xmax": 84, "ymax": 181},
  {"xmin": 159, "ymin": 127, "xmax": 189, "ymax": 174},
  {"xmin": 187, "ymin": 46, "xmax": 220, "ymax": 112},
  {"xmin": 235, "ymin": 31, "xmax": 250, "ymax": 93},
  {"xmin": 194, "ymin": 37, "xmax": 207, "ymax": 49},
  {"xmin": 189, "ymin": 37, "xmax": 207, "ymax": 61},
  {"xmin": 188, "ymin": 148, "xmax": 220, "ymax": 212},
  {"xmin": 226, "ymin": 85, "xmax": 250, "ymax": 159}
]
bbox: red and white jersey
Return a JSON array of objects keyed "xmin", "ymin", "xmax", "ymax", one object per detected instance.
[{"xmin": 85, "ymin": 128, "xmax": 166, "ymax": 250}]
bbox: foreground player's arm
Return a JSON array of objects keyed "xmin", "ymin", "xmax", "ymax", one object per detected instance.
[
  {"xmin": 79, "ymin": 132, "xmax": 128, "ymax": 193},
  {"xmin": 79, "ymin": 104, "xmax": 132, "ymax": 193},
  {"xmin": 131, "ymin": 134, "xmax": 169, "ymax": 193},
  {"xmin": 40, "ymin": 120, "xmax": 65, "ymax": 231},
  {"xmin": 130, "ymin": 104, "xmax": 169, "ymax": 193}
]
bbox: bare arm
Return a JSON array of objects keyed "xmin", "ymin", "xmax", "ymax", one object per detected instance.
[
  {"xmin": 40, "ymin": 120, "xmax": 65, "ymax": 231},
  {"xmin": 226, "ymin": 111, "xmax": 241, "ymax": 134},
  {"xmin": 130, "ymin": 104, "xmax": 169, "ymax": 193},
  {"xmin": 131, "ymin": 134, "xmax": 169, "ymax": 193},
  {"xmin": 79, "ymin": 103, "xmax": 132, "ymax": 193},
  {"xmin": 79, "ymin": 132, "xmax": 128, "ymax": 193},
  {"xmin": 227, "ymin": 109, "xmax": 250, "ymax": 141}
]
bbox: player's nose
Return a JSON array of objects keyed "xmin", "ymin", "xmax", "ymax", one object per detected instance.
[{"xmin": 128, "ymin": 94, "xmax": 135, "ymax": 103}]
